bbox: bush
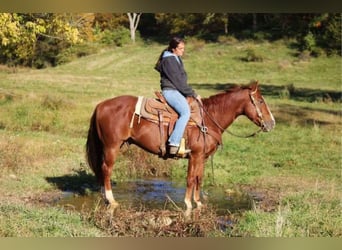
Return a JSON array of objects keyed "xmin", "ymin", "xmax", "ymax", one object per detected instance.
[
  {"xmin": 243, "ymin": 48, "xmax": 264, "ymax": 62},
  {"xmin": 302, "ymin": 31, "xmax": 316, "ymax": 52},
  {"xmin": 318, "ymin": 14, "xmax": 341, "ymax": 55},
  {"xmin": 97, "ymin": 26, "xmax": 131, "ymax": 46},
  {"xmin": 297, "ymin": 14, "xmax": 341, "ymax": 57},
  {"xmin": 186, "ymin": 37, "xmax": 206, "ymax": 52},
  {"xmin": 311, "ymin": 47, "xmax": 326, "ymax": 58},
  {"xmin": 55, "ymin": 43, "xmax": 98, "ymax": 65},
  {"xmin": 217, "ymin": 35, "xmax": 238, "ymax": 45},
  {"xmin": 252, "ymin": 31, "xmax": 265, "ymax": 41},
  {"xmin": 298, "ymin": 50, "xmax": 311, "ymax": 61}
]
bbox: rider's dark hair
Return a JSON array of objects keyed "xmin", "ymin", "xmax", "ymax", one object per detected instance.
[{"xmin": 154, "ymin": 37, "xmax": 185, "ymax": 72}]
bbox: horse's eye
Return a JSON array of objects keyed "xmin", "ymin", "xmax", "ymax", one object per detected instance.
[{"xmin": 259, "ymin": 99, "xmax": 264, "ymax": 104}]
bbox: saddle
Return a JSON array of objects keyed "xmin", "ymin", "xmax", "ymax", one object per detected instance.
[{"xmin": 130, "ymin": 92, "xmax": 203, "ymax": 156}]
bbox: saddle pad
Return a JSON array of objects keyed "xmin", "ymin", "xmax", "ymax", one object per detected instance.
[{"xmin": 132, "ymin": 96, "xmax": 202, "ymax": 127}]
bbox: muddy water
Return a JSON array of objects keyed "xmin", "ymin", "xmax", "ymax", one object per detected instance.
[{"xmin": 57, "ymin": 178, "xmax": 253, "ymax": 214}]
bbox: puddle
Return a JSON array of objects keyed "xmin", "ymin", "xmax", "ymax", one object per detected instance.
[{"xmin": 56, "ymin": 178, "xmax": 254, "ymax": 214}]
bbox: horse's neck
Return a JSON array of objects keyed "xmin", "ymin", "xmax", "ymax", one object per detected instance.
[{"xmin": 204, "ymin": 91, "xmax": 245, "ymax": 130}]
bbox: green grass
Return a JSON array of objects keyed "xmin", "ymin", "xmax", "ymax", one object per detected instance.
[
  {"xmin": 0, "ymin": 40, "xmax": 341, "ymax": 237},
  {"xmin": 234, "ymin": 190, "xmax": 342, "ymax": 237},
  {"xmin": 0, "ymin": 203, "xmax": 104, "ymax": 236}
]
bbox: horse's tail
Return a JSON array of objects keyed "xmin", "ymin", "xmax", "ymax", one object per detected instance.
[{"xmin": 86, "ymin": 108, "xmax": 104, "ymax": 183}]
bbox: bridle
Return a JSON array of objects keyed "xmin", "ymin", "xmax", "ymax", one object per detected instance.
[
  {"xmin": 196, "ymin": 88, "xmax": 266, "ymax": 184},
  {"xmin": 198, "ymin": 89, "xmax": 265, "ymax": 139},
  {"xmin": 249, "ymin": 88, "xmax": 267, "ymax": 132}
]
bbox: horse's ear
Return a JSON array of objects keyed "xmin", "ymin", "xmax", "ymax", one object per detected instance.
[{"xmin": 250, "ymin": 80, "xmax": 259, "ymax": 94}]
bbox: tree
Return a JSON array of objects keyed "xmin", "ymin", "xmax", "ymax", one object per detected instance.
[
  {"xmin": 127, "ymin": 13, "xmax": 141, "ymax": 43},
  {"xmin": 204, "ymin": 13, "xmax": 229, "ymax": 34},
  {"xmin": 0, "ymin": 13, "xmax": 82, "ymax": 67}
]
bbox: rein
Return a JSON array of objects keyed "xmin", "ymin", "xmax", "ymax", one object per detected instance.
[
  {"xmin": 197, "ymin": 100, "xmax": 262, "ymax": 139},
  {"xmin": 225, "ymin": 127, "xmax": 262, "ymax": 138},
  {"xmin": 196, "ymin": 91, "xmax": 263, "ymax": 185}
]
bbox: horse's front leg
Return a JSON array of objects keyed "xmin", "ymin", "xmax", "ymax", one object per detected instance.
[
  {"xmin": 184, "ymin": 155, "xmax": 204, "ymax": 216},
  {"xmin": 184, "ymin": 157, "xmax": 195, "ymax": 217},
  {"xmin": 193, "ymin": 158, "xmax": 205, "ymax": 209}
]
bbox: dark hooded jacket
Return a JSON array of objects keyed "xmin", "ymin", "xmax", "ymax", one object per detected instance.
[{"xmin": 155, "ymin": 51, "xmax": 197, "ymax": 98}]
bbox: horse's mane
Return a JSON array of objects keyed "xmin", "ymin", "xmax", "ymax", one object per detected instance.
[
  {"xmin": 202, "ymin": 85, "xmax": 240, "ymax": 113},
  {"xmin": 203, "ymin": 81, "xmax": 257, "ymax": 103},
  {"xmin": 203, "ymin": 84, "xmax": 243, "ymax": 103},
  {"xmin": 202, "ymin": 81, "xmax": 257, "ymax": 112}
]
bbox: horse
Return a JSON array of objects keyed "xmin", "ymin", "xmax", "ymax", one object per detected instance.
[{"xmin": 86, "ymin": 80, "xmax": 275, "ymax": 215}]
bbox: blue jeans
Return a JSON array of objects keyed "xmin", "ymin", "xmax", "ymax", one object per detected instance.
[{"xmin": 162, "ymin": 89, "xmax": 190, "ymax": 146}]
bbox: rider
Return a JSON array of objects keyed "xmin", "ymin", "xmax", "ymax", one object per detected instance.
[{"xmin": 155, "ymin": 37, "xmax": 201, "ymax": 155}]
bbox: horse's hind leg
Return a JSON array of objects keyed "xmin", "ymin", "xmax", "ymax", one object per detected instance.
[{"xmin": 102, "ymin": 145, "xmax": 120, "ymax": 209}]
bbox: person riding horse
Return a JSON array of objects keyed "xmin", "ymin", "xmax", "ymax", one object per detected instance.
[
  {"xmin": 86, "ymin": 79, "xmax": 275, "ymax": 216},
  {"xmin": 154, "ymin": 37, "xmax": 202, "ymax": 155}
]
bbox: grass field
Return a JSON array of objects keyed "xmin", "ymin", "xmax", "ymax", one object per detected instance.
[{"xmin": 0, "ymin": 39, "xmax": 341, "ymax": 237}]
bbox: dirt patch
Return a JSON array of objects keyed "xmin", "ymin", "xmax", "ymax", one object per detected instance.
[
  {"xmin": 82, "ymin": 203, "xmax": 236, "ymax": 237},
  {"xmin": 240, "ymin": 185, "xmax": 280, "ymax": 212}
]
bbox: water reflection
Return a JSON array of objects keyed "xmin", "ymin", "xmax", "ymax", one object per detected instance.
[{"xmin": 57, "ymin": 178, "xmax": 252, "ymax": 214}]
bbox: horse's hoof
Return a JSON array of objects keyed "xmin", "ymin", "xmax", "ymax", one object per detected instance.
[
  {"xmin": 107, "ymin": 202, "xmax": 119, "ymax": 212},
  {"xmin": 184, "ymin": 208, "xmax": 192, "ymax": 220},
  {"xmin": 196, "ymin": 202, "xmax": 203, "ymax": 209}
]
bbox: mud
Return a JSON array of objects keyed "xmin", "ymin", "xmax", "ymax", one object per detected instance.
[{"xmin": 56, "ymin": 178, "xmax": 259, "ymax": 215}]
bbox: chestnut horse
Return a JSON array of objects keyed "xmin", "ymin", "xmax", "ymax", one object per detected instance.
[{"xmin": 86, "ymin": 81, "xmax": 275, "ymax": 214}]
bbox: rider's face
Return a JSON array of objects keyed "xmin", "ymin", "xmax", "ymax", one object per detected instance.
[{"xmin": 172, "ymin": 42, "xmax": 185, "ymax": 56}]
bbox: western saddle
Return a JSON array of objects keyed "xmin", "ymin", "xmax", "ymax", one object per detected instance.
[{"xmin": 130, "ymin": 92, "xmax": 203, "ymax": 157}]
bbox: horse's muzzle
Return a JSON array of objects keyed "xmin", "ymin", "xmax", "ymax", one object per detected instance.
[{"xmin": 262, "ymin": 119, "xmax": 275, "ymax": 132}]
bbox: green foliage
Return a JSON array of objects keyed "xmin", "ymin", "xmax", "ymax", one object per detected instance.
[
  {"xmin": 0, "ymin": 203, "xmax": 104, "ymax": 236},
  {"xmin": 0, "ymin": 13, "xmax": 82, "ymax": 68},
  {"xmin": 302, "ymin": 32, "xmax": 316, "ymax": 52},
  {"xmin": 243, "ymin": 48, "xmax": 265, "ymax": 62},
  {"xmin": 1, "ymin": 13, "xmax": 340, "ymax": 69},
  {"xmin": 217, "ymin": 35, "xmax": 238, "ymax": 45},
  {"xmin": 186, "ymin": 37, "xmax": 206, "ymax": 52},
  {"xmin": 297, "ymin": 14, "xmax": 341, "ymax": 56},
  {"xmin": 96, "ymin": 26, "xmax": 131, "ymax": 46},
  {"xmin": 234, "ymin": 192, "xmax": 342, "ymax": 237},
  {"xmin": 319, "ymin": 14, "xmax": 341, "ymax": 55},
  {"xmin": 55, "ymin": 42, "xmax": 98, "ymax": 65},
  {"xmin": 252, "ymin": 31, "xmax": 271, "ymax": 41}
]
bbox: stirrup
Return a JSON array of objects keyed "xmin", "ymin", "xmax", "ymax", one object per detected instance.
[
  {"xmin": 169, "ymin": 146, "xmax": 179, "ymax": 155},
  {"xmin": 169, "ymin": 138, "xmax": 191, "ymax": 157},
  {"xmin": 169, "ymin": 146, "xmax": 191, "ymax": 155}
]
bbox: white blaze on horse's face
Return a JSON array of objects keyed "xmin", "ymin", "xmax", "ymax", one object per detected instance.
[
  {"xmin": 261, "ymin": 97, "xmax": 275, "ymax": 132},
  {"xmin": 250, "ymin": 88, "xmax": 275, "ymax": 132}
]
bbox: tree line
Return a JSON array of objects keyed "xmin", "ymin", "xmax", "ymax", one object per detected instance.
[{"xmin": 0, "ymin": 13, "xmax": 340, "ymax": 68}]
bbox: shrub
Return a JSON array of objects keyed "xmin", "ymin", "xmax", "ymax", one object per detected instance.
[
  {"xmin": 55, "ymin": 43, "xmax": 98, "ymax": 65},
  {"xmin": 97, "ymin": 26, "xmax": 131, "ymax": 46},
  {"xmin": 185, "ymin": 37, "xmax": 206, "ymax": 52},
  {"xmin": 311, "ymin": 47, "xmax": 326, "ymax": 58},
  {"xmin": 298, "ymin": 50, "xmax": 311, "ymax": 61},
  {"xmin": 243, "ymin": 48, "xmax": 264, "ymax": 62},
  {"xmin": 318, "ymin": 14, "xmax": 341, "ymax": 56},
  {"xmin": 253, "ymin": 31, "xmax": 271, "ymax": 41},
  {"xmin": 217, "ymin": 35, "xmax": 238, "ymax": 45},
  {"xmin": 302, "ymin": 31, "xmax": 316, "ymax": 52}
]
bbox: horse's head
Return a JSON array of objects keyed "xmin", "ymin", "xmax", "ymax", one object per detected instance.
[{"xmin": 244, "ymin": 81, "xmax": 275, "ymax": 132}]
